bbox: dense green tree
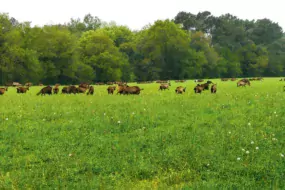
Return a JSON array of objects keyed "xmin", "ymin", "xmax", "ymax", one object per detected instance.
[
  {"xmin": 0, "ymin": 11, "xmax": 284, "ymax": 85},
  {"xmin": 78, "ymin": 30, "xmax": 129, "ymax": 82}
]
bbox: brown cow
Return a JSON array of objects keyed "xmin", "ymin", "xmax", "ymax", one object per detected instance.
[
  {"xmin": 159, "ymin": 82, "xmax": 171, "ymax": 90},
  {"xmin": 37, "ymin": 86, "xmax": 52, "ymax": 95},
  {"xmin": 211, "ymin": 84, "xmax": 217, "ymax": 93},
  {"xmin": 17, "ymin": 86, "xmax": 29, "ymax": 93},
  {"xmin": 107, "ymin": 86, "xmax": 116, "ymax": 94},
  {"xmin": 175, "ymin": 86, "xmax": 186, "ymax": 94},
  {"xmin": 87, "ymin": 86, "xmax": 94, "ymax": 95}
]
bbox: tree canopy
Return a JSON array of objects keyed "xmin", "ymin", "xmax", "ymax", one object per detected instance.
[{"xmin": 0, "ymin": 11, "xmax": 284, "ymax": 84}]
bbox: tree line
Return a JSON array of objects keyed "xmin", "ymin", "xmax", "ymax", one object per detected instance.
[{"xmin": 0, "ymin": 11, "xmax": 284, "ymax": 85}]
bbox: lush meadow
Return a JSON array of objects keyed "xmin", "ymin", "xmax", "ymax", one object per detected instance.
[{"xmin": 0, "ymin": 78, "xmax": 285, "ymax": 189}]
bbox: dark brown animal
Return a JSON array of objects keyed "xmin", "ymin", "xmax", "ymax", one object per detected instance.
[
  {"xmin": 199, "ymin": 83, "xmax": 211, "ymax": 90},
  {"xmin": 17, "ymin": 86, "xmax": 29, "ymax": 93},
  {"xmin": 237, "ymin": 79, "xmax": 250, "ymax": 87},
  {"xmin": 175, "ymin": 86, "xmax": 186, "ymax": 94},
  {"xmin": 53, "ymin": 86, "xmax": 59, "ymax": 94},
  {"xmin": 107, "ymin": 86, "xmax": 116, "ymax": 94},
  {"xmin": 37, "ymin": 86, "xmax": 52, "ymax": 95},
  {"xmin": 77, "ymin": 87, "xmax": 88, "ymax": 94},
  {"xmin": 87, "ymin": 86, "xmax": 94, "ymax": 95},
  {"xmin": 159, "ymin": 82, "xmax": 171, "ymax": 90},
  {"xmin": 62, "ymin": 85, "xmax": 78, "ymax": 94},
  {"xmin": 25, "ymin": 82, "xmax": 32, "ymax": 87},
  {"xmin": 194, "ymin": 84, "xmax": 204, "ymax": 94},
  {"xmin": 211, "ymin": 84, "xmax": 217, "ymax": 93},
  {"xmin": 79, "ymin": 83, "xmax": 89, "ymax": 89},
  {"xmin": 0, "ymin": 87, "xmax": 8, "ymax": 95},
  {"xmin": 123, "ymin": 86, "xmax": 144, "ymax": 95},
  {"xmin": 237, "ymin": 81, "xmax": 247, "ymax": 87},
  {"xmin": 117, "ymin": 85, "xmax": 127, "ymax": 95}
]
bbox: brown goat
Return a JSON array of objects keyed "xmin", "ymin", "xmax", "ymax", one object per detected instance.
[
  {"xmin": 79, "ymin": 83, "xmax": 89, "ymax": 89},
  {"xmin": 175, "ymin": 86, "xmax": 186, "ymax": 94},
  {"xmin": 123, "ymin": 86, "xmax": 144, "ymax": 95},
  {"xmin": 159, "ymin": 82, "xmax": 171, "ymax": 90},
  {"xmin": 117, "ymin": 85, "xmax": 127, "ymax": 95},
  {"xmin": 107, "ymin": 86, "xmax": 116, "ymax": 94},
  {"xmin": 211, "ymin": 84, "xmax": 217, "ymax": 93},
  {"xmin": 62, "ymin": 85, "xmax": 78, "ymax": 94},
  {"xmin": 87, "ymin": 86, "xmax": 94, "ymax": 95},
  {"xmin": 77, "ymin": 87, "xmax": 88, "ymax": 94},
  {"xmin": 194, "ymin": 84, "xmax": 204, "ymax": 94},
  {"xmin": 0, "ymin": 87, "xmax": 8, "ymax": 95},
  {"xmin": 237, "ymin": 80, "xmax": 250, "ymax": 87},
  {"xmin": 17, "ymin": 86, "xmax": 29, "ymax": 93},
  {"xmin": 53, "ymin": 86, "xmax": 59, "ymax": 94},
  {"xmin": 37, "ymin": 86, "xmax": 52, "ymax": 95}
]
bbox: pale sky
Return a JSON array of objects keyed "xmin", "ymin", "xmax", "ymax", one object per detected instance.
[{"xmin": 1, "ymin": 0, "xmax": 284, "ymax": 31}]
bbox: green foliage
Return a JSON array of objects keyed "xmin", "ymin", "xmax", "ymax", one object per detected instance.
[{"xmin": 0, "ymin": 11, "xmax": 284, "ymax": 85}]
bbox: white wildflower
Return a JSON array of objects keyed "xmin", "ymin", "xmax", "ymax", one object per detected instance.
[
  {"xmin": 256, "ymin": 147, "xmax": 259, "ymax": 150},
  {"xmin": 246, "ymin": 151, "xmax": 250, "ymax": 154},
  {"xmin": 237, "ymin": 157, "xmax": 241, "ymax": 161},
  {"xmin": 280, "ymin": 153, "xmax": 284, "ymax": 157},
  {"xmin": 5, "ymin": 118, "xmax": 8, "ymax": 120},
  {"xmin": 118, "ymin": 121, "xmax": 121, "ymax": 124},
  {"xmin": 251, "ymin": 141, "xmax": 254, "ymax": 144}
]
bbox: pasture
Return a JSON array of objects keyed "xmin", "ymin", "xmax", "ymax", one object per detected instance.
[{"xmin": 0, "ymin": 78, "xmax": 285, "ymax": 189}]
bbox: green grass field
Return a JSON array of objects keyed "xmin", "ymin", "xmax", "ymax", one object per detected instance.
[{"xmin": 1, "ymin": 78, "xmax": 285, "ymax": 189}]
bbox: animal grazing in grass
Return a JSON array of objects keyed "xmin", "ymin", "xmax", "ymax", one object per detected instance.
[
  {"xmin": 211, "ymin": 84, "xmax": 217, "ymax": 93},
  {"xmin": 117, "ymin": 84, "xmax": 127, "ymax": 95},
  {"xmin": 194, "ymin": 84, "xmax": 204, "ymax": 94},
  {"xmin": 62, "ymin": 85, "xmax": 78, "ymax": 94},
  {"xmin": 17, "ymin": 86, "xmax": 29, "ymax": 93},
  {"xmin": 79, "ymin": 83, "xmax": 89, "ymax": 89},
  {"xmin": 199, "ymin": 83, "xmax": 211, "ymax": 90},
  {"xmin": 237, "ymin": 80, "xmax": 250, "ymax": 87},
  {"xmin": 175, "ymin": 86, "xmax": 186, "ymax": 94},
  {"xmin": 123, "ymin": 86, "xmax": 144, "ymax": 95},
  {"xmin": 25, "ymin": 82, "xmax": 32, "ymax": 87},
  {"xmin": 107, "ymin": 86, "xmax": 116, "ymax": 94},
  {"xmin": 0, "ymin": 87, "xmax": 8, "ymax": 95},
  {"xmin": 53, "ymin": 84, "xmax": 60, "ymax": 94},
  {"xmin": 37, "ymin": 86, "xmax": 52, "ymax": 95},
  {"xmin": 87, "ymin": 86, "xmax": 94, "ymax": 95},
  {"xmin": 77, "ymin": 87, "xmax": 88, "ymax": 94},
  {"xmin": 159, "ymin": 82, "xmax": 171, "ymax": 90}
]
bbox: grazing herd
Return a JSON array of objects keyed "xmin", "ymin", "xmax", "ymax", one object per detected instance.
[{"xmin": 2, "ymin": 77, "xmax": 284, "ymax": 96}]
